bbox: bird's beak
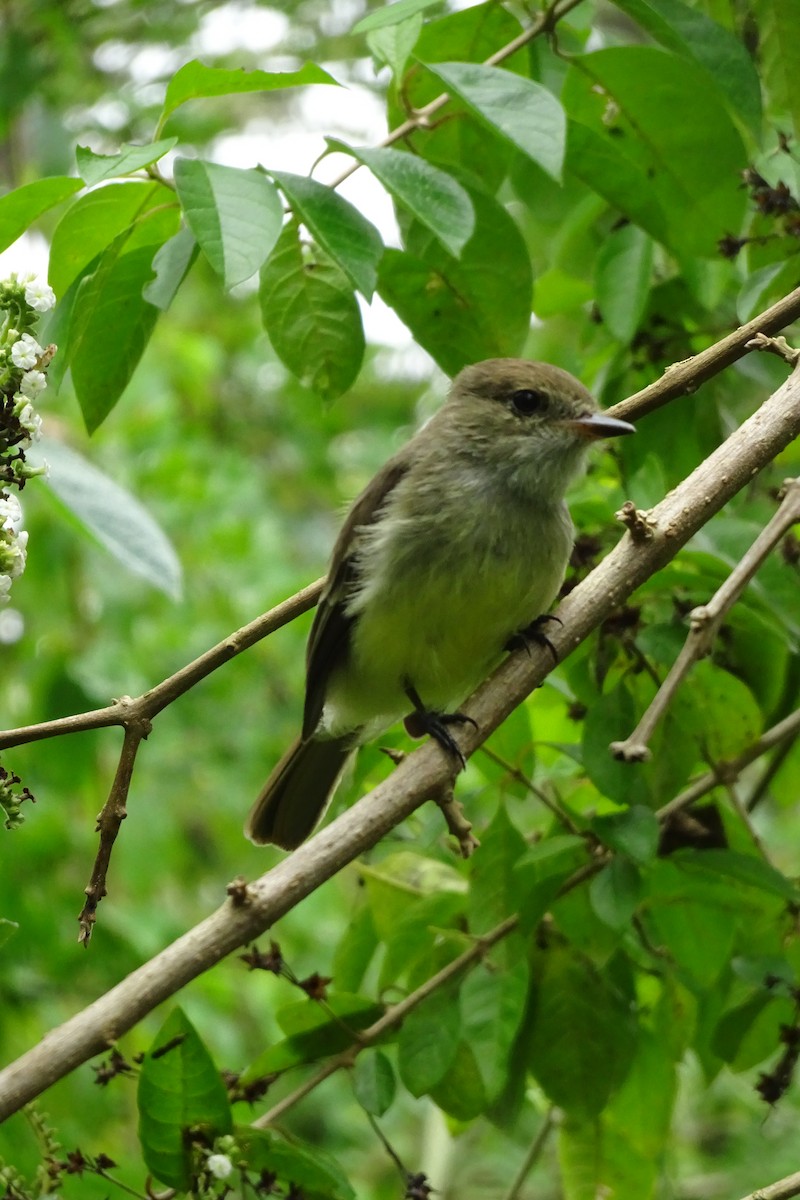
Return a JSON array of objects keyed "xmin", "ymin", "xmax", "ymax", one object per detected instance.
[{"xmin": 564, "ymin": 412, "xmax": 636, "ymax": 440}]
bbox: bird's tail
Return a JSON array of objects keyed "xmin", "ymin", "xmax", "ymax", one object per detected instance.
[{"xmin": 245, "ymin": 734, "xmax": 355, "ymax": 849}]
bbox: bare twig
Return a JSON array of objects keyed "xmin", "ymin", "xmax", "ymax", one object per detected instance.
[
  {"xmin": 0, "ymin": 578, "xmax": 324, "ymax": 750},
  {"xmin": 503, "ymin": 1108, "xmax": 557, "ymax": 1200},
  {"xmin": 1, "ymin": 359, "xmax": 798, "ymax": 1120},
  {"xmin": 611, "ymin": 478, "xmax": 800, "ymax": 762},
  {"xmin": 736, "ymin": 1169, "xmax": 800, "ymax": 1200},
  {"xmin": 657, "ymin": 708, "xmax": 800, "ymax": 821}
]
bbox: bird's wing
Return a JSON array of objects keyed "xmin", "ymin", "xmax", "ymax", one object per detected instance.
[{"xmin": 302, "ymin": 456, "xmax": 410, "ymax": 739}]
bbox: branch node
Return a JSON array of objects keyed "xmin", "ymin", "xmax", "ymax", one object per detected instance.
[
  {"xmin": 615, "ymin": 500, "xmax": 657, "ymax": 542},
  {"xmin": 226, "ymin": 875, "xmax": 254, "ymax": 907},
  {"xmin": 745, "ymin": 332, "xmax": 800, "ymax": 365},
  {"xmin": 434, "ymin": 781, "xmax": 480, "ymax": 858},
  {"xmin": 610, "ymin": 739, "xmax": 652, "ymax": 763}
]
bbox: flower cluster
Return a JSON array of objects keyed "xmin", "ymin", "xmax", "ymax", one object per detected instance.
[{"xmin": 0, "ymin": 273, "xmax": 57, "ymax": 603}]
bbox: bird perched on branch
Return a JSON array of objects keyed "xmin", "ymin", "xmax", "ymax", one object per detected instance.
[{"xmin": 246, "ymin": 358, "xmax": 634, "ymax": 849}]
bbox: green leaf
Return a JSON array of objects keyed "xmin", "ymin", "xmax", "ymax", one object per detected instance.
[
  {"xmin": 159, "ymin": 59, "xmax": 338, "ymax": 125},
  {"xmin": 460, "ymin": 947, "xmax": 529, "ymax": 1102},
  {"xmin": 33, "ymin": 438, "xmax": 182, "ymax": 599},
  {"xmin": 142, "ymin": 227, "xmax": 198, "ymax": 310},
  {"xmin": 565, "ymin": 122, "xmax": 670, "ymax": 247},
  {"xmin": 366, "ymin": 15, "xmax": 423, "ymax": 79},
  {"xmin": 173, "ymin": 159, "xmax": 283, "ymax": 289},
  {"xmin": 75, "ymin": 138, "xmax": 178, "ymax": 185},
  {"xmin": 137, "ymin": 1007, "xmax": 232, "ymax": 1191},
  {"xmin": 644, "ymin": 860, "xmax": 740, "ymax": 989},
  {"xmin": 49, "ymin": 180, "xmax": 173, "ymax": 299},
  {"xmin": 591, "ymin": 807, "xmax": 660, "ymax": 865},
  {"xmin": 259, "ymin": 219, "xmax": 365, "ymax": 401},
  {"xmin": 352, "ymin": 1050, "xmax": 396, "ymax": 1116},
  {"xmin": 238, "ymin": 1129, "xmax": 355, "ymax": 1200},
  {"xmin": 674, "ymin": 849, "xmax": 798, "ymax": 903},
  {"xmin": 468, "ymin": 803, "xmax": 526, "ymax": 940},
  {"xmin": 425, "ymin": 61, "xmax": 566, "ymax": 182},
  {"xmin": 589, "ymin": 859, "xmax": 642, "ymax": 930},
  {"xmin": 397, "ymin": 985, "xmax": 461, "ymax": 1096},
  {"xmin": 612, "ymin": 0, "xmax": 762, "ymax": 136},
  {"xmin": 269, "ymin": 170, "xmax": 382, "ymax": 299},
  {"xmin": 378, "ymin": 183, "xmax": 532, "ymax": 376},
  {"xmin": 595, "ymin": 224, "xmax": 653, "ymax": 343},
  {"xmin": 514, "ymin": 835, "xmax": 588, "ymax": 930},
  {"xmin": 429, "ymin": 1040, "xmax": 488, "ymax": 1120},
  {"xmin": 0, "ymin": 176, "xmax": 82, "ymax": 254},
  {"xmin": 757, "ymin": 0, "xmax": 800, "ymax": 145},
  {"xmin": 527, "ymin": 946, "xmax": 638, "ymax": 1117},
  {"xmin": 563, "ymin": 47, "xmax": 747, "ymax": 256},
  {"xmin": 327, "ymin": 141, "xmax": 474, "ymax": 256},
  {"xmin": 241, "ymin": 994, "xmax": 383, "ymax": 1079},
  {"xmin": 66, "ymin": 209, "xmax": 179, "ymax": 431},
  {"xmin": 379, "ymin": 891, "xmax": 464, "ymax": 991},
  {"xmin": 333, "ymin": 903, "xmax": 379, "ymax": 992},
  {"xmin": 353, "ymin": 0, "xmax": 443, "ymax": 34}
]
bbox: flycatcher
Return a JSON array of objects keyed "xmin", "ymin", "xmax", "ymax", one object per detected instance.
[{"xmin": 246, "ymin": 358, "xmax": 634, "ymax": 848}]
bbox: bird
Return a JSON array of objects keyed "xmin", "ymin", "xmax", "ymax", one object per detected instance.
[{"xmin": 246, "ymin": 358, "xmax": 634, "ymax": 848}]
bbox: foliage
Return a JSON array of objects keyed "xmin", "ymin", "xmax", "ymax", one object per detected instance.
[{"xmin": 1, "ymin": 0, "xmax": 800, "ymax": 1198}]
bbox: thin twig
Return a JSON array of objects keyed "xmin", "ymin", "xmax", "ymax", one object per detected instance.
[
  {"xmin": 327, "ymin": 0, "xmax": 586, "ymax": 189},
  {"xmin": 503, "ymin": 1108, "xmax": 557, "ymax": 1200},
  {"xmin": 657, "ymin": 708, "xmax": 800, "ymax": 821},
  {"xmin": 736, "ymin": 1169, "xmax": 800, "ymax": 1200},
  {"xmin": 0, "ymin": 578, "xmax": 323, "ymax": 749},
  {"xmin": 611, "ymin": 479, "xmax": 800, "ymax": 762}
]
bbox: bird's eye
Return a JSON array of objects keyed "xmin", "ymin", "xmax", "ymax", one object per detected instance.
[{"xmin": 510, "ymin": 388, "xmax": 548, "ymax": 416}]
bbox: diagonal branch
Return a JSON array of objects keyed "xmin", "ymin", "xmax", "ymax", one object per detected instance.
[{"xmin": 0, "ymin": 359, "xmax": 797, "ymax": 1122}]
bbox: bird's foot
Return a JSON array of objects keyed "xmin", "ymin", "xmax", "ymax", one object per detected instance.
[
  {"xmin": 505, "ymin": 613, "xmax": 562, "ymax": 665},
  {"xmin": 403, "ymin": 682, "xmax": 477, "ymax": 770}
]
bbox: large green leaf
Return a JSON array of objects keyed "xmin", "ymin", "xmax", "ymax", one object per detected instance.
[
  {"xmin": 241, "ymin": 994, "xmax": 383, "ymax": 1079},
  {"xmin": 563, "ymin": 47, "xmax": 747, "ymax": 256},
  {"xmin": 757, "ymin": 0, "xmax": 800, "ymax": 143},
  {"xmin": 159, "ymin": 59, "xmax": 338, "ymax": 125},
  {"xmin": 33, "ymin": 438, "xmax": 182, "ymax": 599},
  {"xmin": 527, "ymin": 946, "xmax": 638, "ymax": 1117},
  {"xmin": 0, "ymin": 176, "xmax": 82, "ymax": 255},
  {"xmin": 174, "ymin": 159, "xmax": 283, "ymax": 289},
  {"xmin": 328, "ymin": 141, "xmax": 474, "ymax": 256},
  {"xmin": 378, "ymin": 183, "xmax": 532, "ymax": 375},
  {"xmin": 425, "ymin": 61, "xmax": 566, "ymax": 182},
  {"xmin": 137, "ymin": 1008, "xmax": 232, "ymax": 1191},
  {"xmin": 460, "ymin": 946, "xmax": 529, "ymax": 1101},
  {"xmin": 397, "ymin": 985, "xmax": 461, "ymax": 1096},
  {"xmin": 270, "ymin": 170, "xmax": 383, "ymax": 299},
  {"xmin": 258, "ymin": 219, "xmax": 365, "ymax": 400},
  {"xmin": 66, "ymin": 207, "xmax": 179, "ymax": 430},
  {"xmin": 565, "ymin": 122, "xmax": 670, "ymax": 247},
  {"xmin": 612, "ymin": 0, "xmax": 762, "ymax": 136},
  {"xmin": 48, "ymin": 180, "xmax": 174, "ymax": 299}
]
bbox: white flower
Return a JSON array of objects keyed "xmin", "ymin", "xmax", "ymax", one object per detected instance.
[
  {"xmin": 11, "ymin": 332, "xmax": 43, "ymax": 370},
  {"xmin": 0, "ymin": 574, "xmax": 11, "ymax": 603},
  {"xmin": 206, "ymin": 1154, "xmax": 233, "ymax": 1180},
  {"xmin": 19, "ymin": 370, "xmax": 46, "ymax": 398},
  {"xmin": 24, "ymin": 278, "xmax": 56, "ymax": 313},
  {"xmin": 16, "ymin": 402, "xmax": 42, "ymax": 440},
  {"xmin": 0, "ymin": 493, "xmax": 22, "ymax": 531},
  {"xmin": 2, "ymin": 529, "xmax": 27, "ymax": 580}
]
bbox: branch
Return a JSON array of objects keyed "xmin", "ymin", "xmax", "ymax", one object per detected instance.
[
  {"xmin": 736, "ymin": 1169, "xmax": 800, "ymax": 1200},
  {"xmin": 0, "ymin": 360, "xmax": 798, "ymax": 1121},
  {"xmin": 657, "ymin": 707, "xmax": 800, "ymax": 821},
  {"xmin": 611, "ymin": 478, "xmax": 800, "ymax": 762},
  {"xmin": 0, "ymin": 578, "xmax": 324, "ymax": 750}
]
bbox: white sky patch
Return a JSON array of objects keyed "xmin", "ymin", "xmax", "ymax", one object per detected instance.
[{"xmin": 192, "ymin": 3, "xmax": 290, "ymax": 56}]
